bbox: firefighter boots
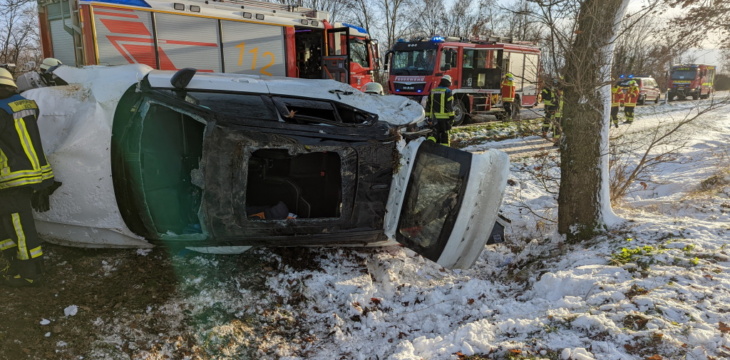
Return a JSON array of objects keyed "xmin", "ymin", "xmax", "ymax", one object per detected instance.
[{"xmin": 2, "ymin": 257, "xmax": 44, "ymax": 288}]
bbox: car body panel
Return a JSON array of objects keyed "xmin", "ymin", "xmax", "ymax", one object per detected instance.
[{"xmin": 22, "ymin": 65, "xmax": 510, "ymax": 269}]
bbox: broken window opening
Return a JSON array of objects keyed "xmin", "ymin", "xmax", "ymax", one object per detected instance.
[
  {"xmin": 139, "ymin": 102, "xmax": 206, "ymax": 236},
  {"xmin": 273, "ymin": 97, "xmax": 377, "ymax": 125},
  {"xmin": 246, "ymin": 149, "xmax": 342, "ymax": 220}
]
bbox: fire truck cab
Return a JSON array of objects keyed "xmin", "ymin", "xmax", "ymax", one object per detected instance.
[
  {"xmin": 667, "ymin": 64, "xmax": 716, "ymax": 101},
  {"xmin": 385, "ymin": 36, "xmax": 540, "ymax": 125},
  {"xmin": 36, "ymin": 0, "xmax": 379, "ymax": 90}
]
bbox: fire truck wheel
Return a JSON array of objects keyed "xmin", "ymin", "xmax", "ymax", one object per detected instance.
[{"xmin": 453, "ymin": 101, "xmax": 468, "ymax": 126}]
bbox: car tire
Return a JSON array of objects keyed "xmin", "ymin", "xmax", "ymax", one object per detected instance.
[
  {"xmin": 654, "ymin": 93, "xmax": 659, "ymax": 104},
  {"xmin": 638, "ymin": 95, "xmax": 645, "ymax": 105}
]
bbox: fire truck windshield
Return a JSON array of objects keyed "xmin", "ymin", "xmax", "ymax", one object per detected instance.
[
  {"xmin": 391, "ymin": 49, "xmax": 437, "ymax": 75},
  {"xmin": 671, "ymin": 69, "xmax": 697, "ymax": 80}
]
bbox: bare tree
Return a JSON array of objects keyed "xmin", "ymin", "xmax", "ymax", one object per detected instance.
[
  {"xmin": 557, "ymin": 0, "xmax": 631, "ymax": 240},
  {"xmin": 0, "ymin": 0, "xmax": 40, "ymax": 73}
]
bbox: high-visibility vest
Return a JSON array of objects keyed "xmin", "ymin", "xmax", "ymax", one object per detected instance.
[
  {"xmin": 0, "ymin": 94, "xmax": 55, "ymax": 190},
  {"xmin": 426, "ymin": 87, "xmax": 455, "ymax": 119},
  {"xmin": 611, "ymin": 86, "xmax": 624, "ymax": 107},
  {"xmin": 624, "ymin": 86, "xmax": 639, "ymax": 107},
  {"xmin": 501, "ymin": 79, "xmax": 515, "ymax": 102}
]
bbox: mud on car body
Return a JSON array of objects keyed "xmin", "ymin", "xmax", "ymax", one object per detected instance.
[{"xmin": 24, "ymin": 65, "xmax": 509, "ymax": 269}]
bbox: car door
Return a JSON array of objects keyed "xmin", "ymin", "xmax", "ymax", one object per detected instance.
[{"xmin": 384, "ymin": 138, "xmax": 510, "ymax": 269}]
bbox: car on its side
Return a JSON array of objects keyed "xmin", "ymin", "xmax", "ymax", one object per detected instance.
[
  {"xmin": 616, "ymin": 76, "xmax": 661, "ymax": 105},
  {"xmin": 23, "ymin": 64, "xmax": 510, "ymax": 269}
]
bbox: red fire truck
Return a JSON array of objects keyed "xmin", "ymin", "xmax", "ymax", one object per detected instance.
[
  {"xmin": 667, "ymin": 64, "xmax": 716, "ymax": 101},
  {"xmin": 37, "ymin": 0, "xmax": 379, "ymax": 90},
  {"xmin": 385, "ymin": 36, "xmax": 541, "ymax": 125}
]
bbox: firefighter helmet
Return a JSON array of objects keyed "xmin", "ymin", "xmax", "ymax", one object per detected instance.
[
  {"xmin": 505, "ymin": 72, "xmax": 514, "ymax": 80},
  {"xmin": 442, "ymin": 75, "xmax": 452, "ymax": 83},
  {"xmin": 0, "ymin": 67, "xmax": 17, "ymax": 88},
  {"xmin": 364, "ymin": 82, "xmax": 384, "ymax": 95},
  {"xmin": 40, "ymin": 58, "xmax": 62, "ymax": 72}
]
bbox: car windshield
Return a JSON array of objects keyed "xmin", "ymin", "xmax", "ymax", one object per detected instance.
[
  {"xmin": 671, "ymin": 69, "xmax": 697, "ymax": 80},
  {"xmin": 390, "ymin": 49, "xmax": 437, "ymax": 75}
]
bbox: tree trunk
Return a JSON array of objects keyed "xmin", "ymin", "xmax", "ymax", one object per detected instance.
[{"xmin": 558, "ymin": 0, "xmax": 627, "ymax": 241}]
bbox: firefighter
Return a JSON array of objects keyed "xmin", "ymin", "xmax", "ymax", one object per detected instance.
[
  {"xmin": 364, "ymin": 82, "xmax": 384, "ymax": 95},
  {"xmin": 500, "ymin": 73, "xmax": 516, "ymax": 121},
  {"xmin": 610, "ymin": 82, "xmax": 624, "ymax": 128},
  {"xmin": 425, "ymin": 74, "xmax": 455, "ymax": 146},
  {"xmin": 623, "ymin": 80, "xmax": 639, "ymax": 124},
  {"xmin": 39, "ymin": 58, "xmax": 66, "ymax": 87},
  {"xmin": 0, "ymin": 67, "xmax": 57, "ymax": 287},
  {"xmin": 541, "ymin": 78, "xmax": 560, "ymax": 138}
]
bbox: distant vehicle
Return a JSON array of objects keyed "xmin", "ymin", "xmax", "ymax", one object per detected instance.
[
  {"xmin": 616, "ymin": 75, "xmax": 661, "ymax": 105},
  {"xmin": 385, "ymin": 36, "xmax": 541, "ymax": 125},
  {"xmin": 667, "ymin": 64, "xmax": 716, "ymax": 101},
  {"xmin": 36, "ymin": 0, "xmax": 379, "ymax": 91},
  {"xmin": 22, "ymin": 65, "xmax": 510, "ymax": 270}
]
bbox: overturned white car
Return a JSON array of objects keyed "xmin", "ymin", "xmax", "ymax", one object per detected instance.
[{"xmin": 24, "ymin": 64, "xmax": 509, "ymax": 269}]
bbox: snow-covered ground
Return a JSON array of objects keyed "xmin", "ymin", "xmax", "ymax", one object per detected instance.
[{"xmin": 69, "ymin": 93, "xmax": 730, "ymax": 359}]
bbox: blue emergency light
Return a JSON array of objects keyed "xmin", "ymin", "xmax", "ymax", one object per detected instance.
[
  {"xmin": 431, "ymin": 36, "xmax": 445, "ymax": 43},
  {"xmin": 342, "ymin": 23, "xmax": 368, "ymax": 34}
]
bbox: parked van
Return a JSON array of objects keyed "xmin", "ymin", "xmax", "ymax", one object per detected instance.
[{"xmin": 617, "ymin": 75, "xmax": 661, "ymax": 105}]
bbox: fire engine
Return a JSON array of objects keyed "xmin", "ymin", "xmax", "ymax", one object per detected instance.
[
  {"xmin": 36, "ymin": 0, "xmax": 379, "ymax": 90},
  {"xmin": 667, "ymin": 64, "xmax": 716, "ymax": 101},
  {"xmin": 385, "ymin": 36, "xmax": 541, "ymax": 125}
]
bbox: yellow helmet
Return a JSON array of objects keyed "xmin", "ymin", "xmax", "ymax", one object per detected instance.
[
  {"xmin": 40, "ymin": 58, "xmax": 62, "ymax": 71},
  {"xmin": 0, "ymin": 67, "xmax": 17, "ymax": 88}
]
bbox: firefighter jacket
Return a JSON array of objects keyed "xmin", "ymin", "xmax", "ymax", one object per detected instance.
[
  {"xmin": 0, "ymin": 94, "xmax": 55, "ymax": 190},
  {"xmin": 426, "ymin": 87, "xmax": 455, "ymax": 120},
  {"xmin": 501, "ymin": 78, "xmax": 515, "ymax": 102},
  {"xmin": 624, "ymin": 86, "xmax": 639, "ymax": 107},
  {"xmin": 611, "ymin": 86, "xmax": 624, "ymax": 107},
  {"xmin": 541, "ymin": 87, "xmax": 558, "ymax": 107}
]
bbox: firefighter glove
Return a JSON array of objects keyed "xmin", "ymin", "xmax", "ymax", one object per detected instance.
[{"xmin": 31, "ymin": 181, "xmax": 62, "ymax": 212}]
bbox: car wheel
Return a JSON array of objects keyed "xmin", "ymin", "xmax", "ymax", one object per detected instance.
[
  {"xmin": 637, "ymin": 94, "xmax": 645, "ymax": 105},
  {"xmin": 654, "ymin": 93, "xmax": 659, "ymax": 103}
]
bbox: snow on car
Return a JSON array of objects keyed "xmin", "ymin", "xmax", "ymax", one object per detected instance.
[{"xmin": 23, "ymin": 64, "xmax": 509, "ymax": 269}]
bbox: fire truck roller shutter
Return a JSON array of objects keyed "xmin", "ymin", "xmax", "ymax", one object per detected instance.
[
  {"xmin": 155, "ymin": 13, "xmax": 222, "ymax": 72},
  {"xmin": 49, "ymin": 19, "xmax": 77, "ymax": 66},
  {"xmin": 220, "ymin": 20, "xmax": 286, "ymax": 76},
  {"xmin": 93, "ymin": 7, "xmax": 157, "ymax": 67}
]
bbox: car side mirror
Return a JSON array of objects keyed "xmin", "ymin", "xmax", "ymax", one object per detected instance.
[{"xmin": 171, "ymin": 68, "xmax": 197, "ymax": 89}]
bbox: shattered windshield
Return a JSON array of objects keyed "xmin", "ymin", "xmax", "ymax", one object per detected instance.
[
  {"xmin": 671, "ymin": 69, "xmax": 697, "ymax": 80},
  {"xmin": 390, "ymin": 49, "xmax": 437, "ymax": 75}
]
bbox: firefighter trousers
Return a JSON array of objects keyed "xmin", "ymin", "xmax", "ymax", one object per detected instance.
[
  {"xmin": 0, "ymin": 187, "xmax": 44, "ymax": 268},
  {"xmin": 610, "ymin": 106, "xmax": 620, "ymax": 126},
  {"xmin": 624, "ymin": 106, "xmax": 635, "ymax": 123}
]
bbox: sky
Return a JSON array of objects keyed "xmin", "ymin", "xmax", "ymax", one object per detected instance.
[{"xmin": 36, "ymin": 90, "xmax": 730, "ymax": 359}]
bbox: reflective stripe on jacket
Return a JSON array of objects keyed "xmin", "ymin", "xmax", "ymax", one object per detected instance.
[
  {"xmin": 541, "ymin": 87, "xmax": 556, "ymax": 107},
  {"xmin": 426, "ymin": 87, "xmax": 455, "ymax": 119},
  {"xmin": 501, "ymin": 79, "xmax": 515, "ymax": 102},
  {"xmin": 0, "ymin": 94, "xmax": 54, "ymax": 190},
  {"xmin": 624, "ymin": 86, "xmax": 639, "ymax": 107},
  {"xmin": 611, "ymin": 86, "xmax": 624, "ymax": 107}
]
